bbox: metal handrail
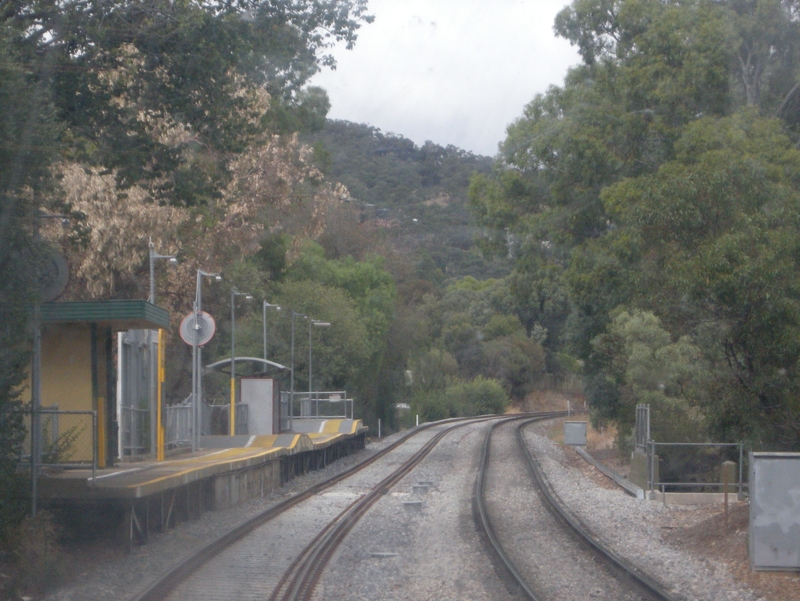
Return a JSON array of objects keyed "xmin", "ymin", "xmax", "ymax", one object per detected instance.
[{"xmin": 13, "ymin": 407, "xmax": 97, "ymax": 484}]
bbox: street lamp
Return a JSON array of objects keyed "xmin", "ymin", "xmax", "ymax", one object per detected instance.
[
  {"xmin": 148, "ymin": 238, "xmax": 178, "ymax": 305},
  {"xmin": 230, "ymin": 287, "xmax": 253, "ymax": 435},
  {"xmin": 308, "ymin": 319, "xmax": 331, "ymax": 397},
  {"xmin": 290, "ymin": 311, "xmax": 307, "ymax": 430},
  {"xmin": 192, "ymin": 269, "xmax": 221, "ymax": 452},
  {"xmin": 147, "ymin": 239, "xmax": 177, "ymax": 461},
  {"xmin": 262, "ymin": 301, "xmax": 281, "ymax": 369}
]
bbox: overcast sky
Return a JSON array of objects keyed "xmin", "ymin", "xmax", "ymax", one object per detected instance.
[{"xmin": 310, "ymin": 0, "xmax": 580, "ymax": 157}]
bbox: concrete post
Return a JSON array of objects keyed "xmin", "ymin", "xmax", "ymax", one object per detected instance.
[{"xmin": 721, "ymin": 461, "xmax": 737, "ymax": 494}]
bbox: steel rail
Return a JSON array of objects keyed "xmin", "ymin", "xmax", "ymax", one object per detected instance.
[
  {"xmin": 473, "ymin": 412, "xmax": 566, "ymax": 601},
  {"xmin": 129, "ymin": 414, "xmax": 501, "ymax": 601},
  {"xmin": 515, "ymin": 418, "xmax": 678, "ymax": 601},
  {"xmin": 272, "ymin": 414, "xmax": 514, "ymax": 601}
]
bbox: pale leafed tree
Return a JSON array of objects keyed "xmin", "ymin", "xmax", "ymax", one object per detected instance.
[
  {"xmin": 57, "ymin": 162, "xmax": 188, "ymax": 299},
  {"xmin": 54, "ymin": 132, "xmax": 348, "ymax": 313},
  {"xmin": 218, "ymin": 132, "xmax": 347, "ymax": 262}
]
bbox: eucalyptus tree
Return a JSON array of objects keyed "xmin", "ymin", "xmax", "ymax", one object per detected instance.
[
  {"xmin": 1, "ymin": 0, "xmax": 373, "ymax": 206},
  {"xmin": 471, "ymin": 0, "xmax": 800, "ymax": 447}
]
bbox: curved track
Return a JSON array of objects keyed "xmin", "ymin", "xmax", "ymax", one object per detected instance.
[
  {"xmin": 269, "ymin": 417, "xmax": 484, "ymax": 601},
  {"xmin": 474, "ymin": 416, "xmax": 677, "ymax": 601},
  {"xmin": 130, "ymin": 415, "xmax": 502, "ymax": 601}
]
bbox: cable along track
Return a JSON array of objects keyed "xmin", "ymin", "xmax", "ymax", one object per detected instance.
[
  {"xmin": 131, "ymin": 415, "xmax": 501, "ymax": 601},
  {"xmin": 475, "ymin": 416, "xmax": 677, "ymax": 601}
]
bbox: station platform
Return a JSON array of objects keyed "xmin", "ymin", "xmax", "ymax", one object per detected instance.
[{"xmin": 37, "ymin": 419, "xmax": 367, "ymax": 548}]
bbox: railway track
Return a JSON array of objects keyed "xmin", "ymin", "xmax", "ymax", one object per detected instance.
[
  {"xmin": 475, "ymin": 416, "xmax": 677, "ymax": 601},
  {"xmin": 133, "ymin": 412, "xmax": 672, "ymax": 601},
  {"xmin": 130, "ymin": 414, "xmax": 506, "ymax": 601}
]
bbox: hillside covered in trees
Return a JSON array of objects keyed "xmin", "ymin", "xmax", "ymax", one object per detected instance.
[{"xmin": 304, "ymin": 119, "xmax": 509, "ymax": 282}]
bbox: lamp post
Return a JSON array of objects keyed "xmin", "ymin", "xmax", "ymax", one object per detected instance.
[
  {"xmin": 192, "ymin": 269, "xmax": 221, "ymax": 452},
  {"xmin": 229, "ymin": 288, "xmax": 252, "ymax": 435},
  {"xmin": 262, "ymin": 301, "xmax": 281, "ymax": 369},
  {"xmin": 148, "ymin": 238, "xmax": 178, "ymax": 305},
  {"xmin": 289, "ymin": 311, "xmax": 307, "ymax": 430},
  {"xmin": 308, "ymin": 319, "xmax": 331, "ymax": 398},
  {"xmin": 147, "ymin": 239, "xmax": 177, "ymax": 461}
]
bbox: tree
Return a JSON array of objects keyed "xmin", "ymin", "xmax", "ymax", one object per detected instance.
[
  {"xmin": 590, "ymin": 309, "xmax": 707, "ymax": 441},
  {"xmin": 0, "ymin": 21, "xmax": 61, "ymax": 545},
  {"xmin": 599, "ymin": 111, "xmax": 800, "ymax": 447},
  {"xmin": 2, "ymin": 0, "xmax": 373, "ymax": 206},
  {"xmin": 473, "ymin": 0, "xmax": 800, "ymax": 448}
]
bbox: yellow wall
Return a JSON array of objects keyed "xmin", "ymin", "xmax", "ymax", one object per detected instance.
[
  {"xmin": 40, "ymin": 323, "xmax": 95, "ymax": 463},
  {"xmin": 41, "ymin": 323, "xmax": 93, "ymax": 411}
]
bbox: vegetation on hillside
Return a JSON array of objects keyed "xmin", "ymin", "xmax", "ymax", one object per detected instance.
[{"xmin": 304, "ymin": 119, "xmax": 510, "ymax": 281}]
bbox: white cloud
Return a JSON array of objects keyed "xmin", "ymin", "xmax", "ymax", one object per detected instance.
[{"xmin": 311, "ymin": 0, "xmax": 580, "ymax": 156}]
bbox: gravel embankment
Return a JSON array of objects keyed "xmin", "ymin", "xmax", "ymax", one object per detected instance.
[{"xmin": 522, "ymin": 421, "xmax": 761, "ymax": 601}]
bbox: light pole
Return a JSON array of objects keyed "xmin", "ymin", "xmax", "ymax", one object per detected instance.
[
  {"xmin": 308, "ymin": 319, "xmax": 331, "ymax": 399},
  {"xmin": 262, "ymin": 301, "xmax": 281, "ymax": 369},
  {"xmin": 229, "ymin": 287, "xmax": 252, "ymax": 436},
  {"xmin": 147, "ymin": 239, "xmax": 177, "ymax": 461},
  {"xmin": 192, "ymin": 269, "xmax": 221, "ymax": 452},
  {"xmin": 148, "ymin": 238, "xmax": 178, "ymax": 305},
  {"xmin": 289, "ymin": 311, "xmax": 307, "ymax": 430}
]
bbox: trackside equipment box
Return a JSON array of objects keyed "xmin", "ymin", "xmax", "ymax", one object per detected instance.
[
  {"xmin": 749, "ymin": 452, "xmax": 800, "ymax": 571},
  {"xmin": 564, "ymin": 421, "xmax": 587, "ymax": 446}
]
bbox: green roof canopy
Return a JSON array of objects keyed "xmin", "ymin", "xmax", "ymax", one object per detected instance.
[{"xmin": 41, "ymin": 300, "xmax": 170, "ymax": 330}]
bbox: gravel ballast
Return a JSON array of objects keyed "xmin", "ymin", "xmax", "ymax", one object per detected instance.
[
  {"xmin": 485, "ymin": 419, "xmax": 647, "ymax": 601},
  {"xmin": 41, "ymin": 416, "xmax": 770, "ymax": 601},
  {"xmin": 314, "ymin": 420, "xmax": 516, "ymax": 601},
  {"xmin": 521, "ymin": 421, "xmax": 761, "ymax": 601}
]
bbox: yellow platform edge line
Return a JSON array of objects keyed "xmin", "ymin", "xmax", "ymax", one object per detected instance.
[
  {"xmin": 322, "ymin": 420, "xmax": 341, "ymax": 434},
  {"xmin": 121, "ymin": 447, "xmax": 285, "ymax": 489}
]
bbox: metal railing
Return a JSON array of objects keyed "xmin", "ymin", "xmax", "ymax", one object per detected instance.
[
  {"xmin": 205, "ymin": 403, "xmax": 249, "ymax": 435},
  {"xmin": 121, "ymin": 405, "xmax": 149, "ymax": 457},
  {"xmin": 15, "ymin": 407, "xmax": 97, "ymax": 482},
  {"xmin": 164, "ymin": 402, "xmax": 192, "ymax": 450},
  {"xmin": 282, "ymin": 391, "xmax": 354, "ymax": 422},
  {"xmin": 647, "ymin": 441, "xmax": 744, "ymax": 496},
  {"xmin": 280, "ymin": 393, "xmax": 290, "ymax": 432},
  {"xmin": 635, "ymin": 404, "xmax": 650, "ymax": 454}
]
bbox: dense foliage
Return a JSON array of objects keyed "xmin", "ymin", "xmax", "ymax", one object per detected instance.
[
  {"xmin": 0, "ymin": 20, "xmax": 62, "ymax": 547},
  {"xmin": 471, "ymin": 0, "xmax": 800, "ymax": 449},
  {"xmin": 2, "ymin": 0, "xmax": 372, "ymax": 206}
]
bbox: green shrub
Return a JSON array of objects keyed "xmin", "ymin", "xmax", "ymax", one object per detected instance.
[{"xmin": 445, "ymin": 376, "xmax": 509, "ymax": 415}]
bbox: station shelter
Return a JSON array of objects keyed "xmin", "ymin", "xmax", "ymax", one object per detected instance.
[{"xmin": 26, "ymin": 300, "xmax": 169, "ymax": 468}]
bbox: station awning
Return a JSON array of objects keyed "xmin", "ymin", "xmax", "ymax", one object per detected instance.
[
  {"xmin": 41, "ymin": 300, "xmax": 170, "ymax": 330},
  {"xmin": 205, "ymin": 357, "xmax": 290, "ymax": 376}
]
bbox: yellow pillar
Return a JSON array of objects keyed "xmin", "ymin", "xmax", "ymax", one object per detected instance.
[
  {"xmin": 97, "ymin": 397, "xmax": 106, "ymax": 468},
  {"xmin": 230, "ymin": 376, "xmax": 236, "ymax": 436},
  {"xmin": 157, "ymin": 329, "xmax": 165, "ymax": 461}
]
